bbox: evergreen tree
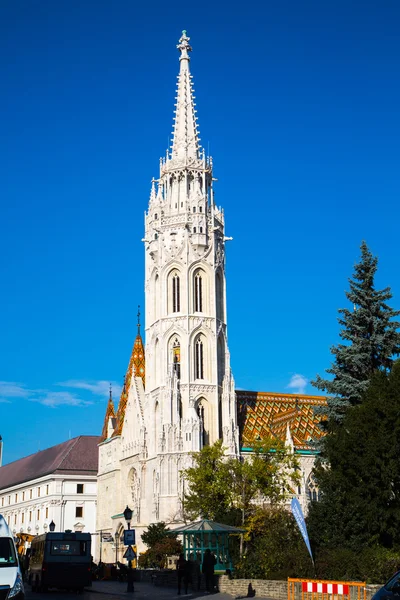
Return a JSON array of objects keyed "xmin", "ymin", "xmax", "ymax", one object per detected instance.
[
  {"xmin": 307, "ymin": 361, "xmax": 400, "ymax": 551},
  {"xmin": 313, "ymin": 241, "xmax": 400, "ymax": 424}
]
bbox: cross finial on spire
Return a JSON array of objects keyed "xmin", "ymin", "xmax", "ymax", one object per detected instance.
[
  {"xmin": 109, "ymin": 383, "xmax": 112, "ymax": 400},
  {"xmin": 137, "ymin": 305, "xmax": 141, "ymax": 335},
  {"xmin": 177, "ymin": 30, "xmax": 192, "ymax": 61}
]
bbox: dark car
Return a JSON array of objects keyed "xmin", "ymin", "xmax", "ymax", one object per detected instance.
[{"xmin": 372, "ymin": 571, "xmax": 400, "ymax": 600}]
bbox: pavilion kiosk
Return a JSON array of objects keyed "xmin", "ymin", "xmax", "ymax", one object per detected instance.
[{"xmin": 170, "ymin": 519, "xmax": 244, "ymax": 571}]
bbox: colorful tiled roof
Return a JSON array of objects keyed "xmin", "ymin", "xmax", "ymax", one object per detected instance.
[
  {"xmin": 236, "ymin": 390, "xmax": 326, "ymax": 450},
  {"xmin": 0, "ymin": 436, "xmax": 99, "ymax": 490},
  {"xmin": 99, "ymin": 389, "xmax": 116, "ymax": 443},
  {"xmin": 112, "ymin": 332, "xmax": 145, "ymax": 438}
]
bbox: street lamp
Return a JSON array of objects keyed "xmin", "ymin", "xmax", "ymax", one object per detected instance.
[
  {"xmin": 123, "ymin": 506, "xmax": 134, "ymax": 593},
  {"xmin": 49, "ymin": 521, "xmax": 56, "ymax": 532}
]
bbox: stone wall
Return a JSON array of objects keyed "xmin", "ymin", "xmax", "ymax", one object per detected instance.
[{"xmin": 139, "ymin": 569, "xmax": 382, "ymax": 600}]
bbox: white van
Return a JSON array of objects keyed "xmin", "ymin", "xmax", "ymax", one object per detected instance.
[{"xmin": 0, "ymin": 514, "xmax": 24, "ymax": 599}]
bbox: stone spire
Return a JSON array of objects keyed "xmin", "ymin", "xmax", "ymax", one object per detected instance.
[
  {"xmin": 170, "ymin": 31, "xmax": 201, "ymax": 162},
  {"xmin": 99, "ymin": 386, "xmax": 115, "ymax": 442}
]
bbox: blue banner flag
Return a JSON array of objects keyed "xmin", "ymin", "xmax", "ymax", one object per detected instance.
[{"xmin": 291, "ymin": 497, "xmax": 314, "ymax": 564}]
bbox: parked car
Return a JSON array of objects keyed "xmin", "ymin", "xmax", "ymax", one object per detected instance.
[
  {"xmin": 0, "ymin": 514, "xmax": 25, "ymax": 599},
  {"xmin": 372, "ymin": 571, "xmax": 400, "ymax": 600}
]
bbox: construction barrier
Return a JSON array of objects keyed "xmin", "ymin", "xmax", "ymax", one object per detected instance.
[{"xmin": 288, "ymin": 578, "xmax": 367, "ymax": 600}]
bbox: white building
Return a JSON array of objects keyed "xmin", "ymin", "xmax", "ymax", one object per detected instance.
[
  {"xmin": 96, "ymin": 31, "xmax": 326, "ymax": 561},
  {"xmin": 0, "ymin": 436, "xmax": 98, "ymax": 557}
]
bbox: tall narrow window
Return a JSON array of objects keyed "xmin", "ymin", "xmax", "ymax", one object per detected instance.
[
  {"xmin": 173, "ymin": 339, "xmax": 181, "ymax": 379},
  {"xmin": 172, "ymin": 274, "xmax": 180, "ymax": 312},
  {"xmin": 195, "ymin": 338, "xmax": 204, "ymax": 380},
  {"xmin": 194, "ymin": 273, "xmax": 203, "ymax": 312}
]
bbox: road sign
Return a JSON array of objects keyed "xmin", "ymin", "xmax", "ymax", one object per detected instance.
[
  {"xmin": 124, "ymin": 529, "xmax": 135, "ymax": 545},
  {"xmin": 123, "ymin": 545, "xmax": 136, "ymax": 561}
]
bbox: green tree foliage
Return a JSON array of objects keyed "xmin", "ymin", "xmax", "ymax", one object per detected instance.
[
  {"xmin": 138, "ymin": 537, "xmax": 183, "ymax": 569},
  {"xmin": 141, "ymin": 522, "xmax": 176, "ymax": 548},
  {"xmin": 313, "ymin": 241, "xmax": 400, "ymax": 425},
  {"xmin": 182, "ymin": 439, "xmax": 300, "ymax": 523},
  {"xmin": 139, "ymin": 521, "xmax": 182, "ymax": 569},
  {"xmin": 234, "ymin": 507, "xmax": 313, "ymax": 580},
  {"xmin": 307, "ymin": 361, "xmax": 400, "ymax": 552}
]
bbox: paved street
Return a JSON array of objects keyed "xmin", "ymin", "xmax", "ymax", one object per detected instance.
[{"xmin": 25, "ymin": 578, "xmax": 274, "ymax": 600}]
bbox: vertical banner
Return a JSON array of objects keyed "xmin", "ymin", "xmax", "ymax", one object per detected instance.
[{"xmin": 291, "ymin": 497, "xmax": 314, "ymax": 564}]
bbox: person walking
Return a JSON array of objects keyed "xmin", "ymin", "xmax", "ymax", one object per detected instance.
[
  {"xmin": 202, "ymin": 549, "xmax": 216, "ymax": 594},
  {"xmin": 176, "ymin": 553, "xmax": 188, "ymax": 595}
]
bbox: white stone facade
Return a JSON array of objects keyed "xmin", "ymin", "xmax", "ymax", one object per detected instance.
[
  {"xmin": 96, "ymin": 31, "xmax": 239, "ymax": 561},
  {"xmin": 96, "ymin": 31, "xmax": 321, "ymax": 562},
  {"xmin": 0, "ymin": 475, "xmax": 97, "ymax": 556}
]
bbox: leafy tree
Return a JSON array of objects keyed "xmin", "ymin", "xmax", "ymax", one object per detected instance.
[
  {"xmin": 182, "ymin": 440, "xmax": 233, "ymax": 521},
  {"xmin": 182, "ymin": 439, "xmax": 300, "ymax": 524},
  {"xmin": 313, "ymin": 241, "xmax": 400, "ymax": 425},
  {"xmin": 307, "ymin": 361, "xmax": 400, "ymax": 552},
  {"xmin": 234, "ymin": 507, "xmax": 313, "ymax": 580},
  {"xmin": 138, "ymin": 537, "xmax": 183, "ymax": 569},
  {"xmin": 141, "ymin": 522, "xmax": 177, "ymax": 548}
]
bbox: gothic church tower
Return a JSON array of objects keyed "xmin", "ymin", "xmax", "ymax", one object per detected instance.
[
  {"xmin": 144, "ymin": 30, "xmax": 238, "ymax": 458},
  {"xmin": 97, "ymin": 32, "xmax": 238, "ymax": 555}
]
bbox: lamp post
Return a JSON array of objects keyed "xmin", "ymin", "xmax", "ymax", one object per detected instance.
[
  {"xmin": 123, "ymin": 506, "xmax": 134, "ymax": 593},
  {"xmin": 49, "ymin": 521, "xmax": 56, "ymax": 532}
]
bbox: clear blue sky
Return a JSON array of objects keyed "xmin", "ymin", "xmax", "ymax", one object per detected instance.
[{"xmin": 1, "ymin": 0, "xmax": 399, "ymax": 465}]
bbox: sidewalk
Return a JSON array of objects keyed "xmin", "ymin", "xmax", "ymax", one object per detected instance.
[
  {"xmin": 87, "ymin": 579, "xmax": 273, "ymax": 599},
  {"xmin": 87, "ymin": 579, "xmax": 233, "ymax": 598}
]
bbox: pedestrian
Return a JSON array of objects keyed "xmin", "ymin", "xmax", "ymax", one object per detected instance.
[
  {"xmin": 176, "ymin": 553, "xmax": 188, "ymax": 595},
  {"xmin": 202, "ymin": 549, "xmax": 216, "ymax": 594}
]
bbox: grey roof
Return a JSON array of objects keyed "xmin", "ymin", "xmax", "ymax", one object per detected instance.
[
  {"xmin": 0, "ymin": 436, "xmax": 99, "ymax": 491},
  {"xmin": 170, "ymin": 519, "xmax": 245, "ymax": 534}
]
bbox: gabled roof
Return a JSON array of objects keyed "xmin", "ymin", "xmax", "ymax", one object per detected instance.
[
  {"xmin": 0, "ymin": 436, "xmax": 99, "ymax": 491},
  {"xmin": 237, "ymin": 390, "xmax": 326, "ymax": 450},
  {"xmin": 112, "ymin": 332, "xmax": 145, "ymax": 438},
  {"xmin": 100, "ymin": 391, "xmax": 116, "ymax": 443}
]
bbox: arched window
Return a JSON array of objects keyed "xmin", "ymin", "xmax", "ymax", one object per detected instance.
[
  {"xmin": 173, "ymin": 338, "xmax": 181, "ymax": 379},
  {"xmin": 195, "ymin": 337, "xmax": 204, "ymax": 380},
  {"xmin": 217, "ymin": 335, "xmax": 225, "ymax": 385},
  {"xmin": 171, "ymin": 272, "xmax": 180, "ymax": 313},
  {"xmin": 307, "ymin": 473, "xmax": 320, "ymax": 502},
  {"xmin": 197, "ymin": 398, "xmax": 209, "ymax": 446},
  {"xmin": 216, "ymin": 271, "xmax": 224, "ymax": 321},
  {"xmin": 194, "ymin": 272, "xmax": 203, "ymax": 312}
]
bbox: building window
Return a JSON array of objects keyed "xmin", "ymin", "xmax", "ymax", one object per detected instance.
[
  {"xmin": 172, "ymin": 274, "xmax": 180, "ymax": 312},
  {"xmin": 37, "ymin": 487, "xmax": 40, "ymax": 498},
  {"xmin": 193, "ymin": 206, "xmax": 196, "ymax": 212},
  {"xmin": 30, "ymin": 490, "xmax": 32, "ymax": 499},
  {"xmin": 195, "ymin": 338, "xmax": 204, "ymax": 380},
  {"xmin": 193, "ymin": 227, "xmax": 196, "ymax": 233},
  {"xmin": 22, "ymin": 513, "xmax": 24, "ymax": 524},
  {"xmin": 7, "ymin": 517, "xmax": 10, "ymax": 525},
  {"xmin": 77, "ymin": 484, "xmax": 84, "ymax": 494},
  {"xmin": 75, "ymin": 507, "xmax": 83, "ymax": 518},
  {"xmin": 199, "ymin": 206, "xmax": 202, "ymax": 212},
  {"xmin": 194, "ymin": 272, "xmax": 203, "ymax": 312},
  {"xmin": 154, "ymin": 233, "xmax": 158, "ymax": 240},
  {"xmin": 154, "ymin": 213, "xmax": 158, "ymax": 220},
  {"xmin": 45, "ymin": 508, "xmax": 48, "ymax": 519},
  {"xmin": 307, "ymin": 473, "xmax": 320, "ymax": 502},
  {"xmin": 22, "ymin": 492, "xmax": 25, "ymax": 501},
  {"xmin": 173, "ymin": 339, "xmax": 181, "ymax": 379},
  {"xmin": 8, "ymin": 496, "xmax": 10, "ymax": 505},
  {"xmin": 46, "ymin": 485, "xmax": 49, "ymax": 495},
  {"xmin": 15, "ymin": 494, "xmax": 17, "ymax": 503},
  {"xmin": 29, "ymin": 512, "xmax": 32, "ymax": 522},
  {"xmin": 14, "ymin": 515, "xmax": 17, "ymax": 525},
  {"xmin": 37, "ymin": 510, "xmax": 40, "ymax": 520},
  {"xmin": 1, "ymin": 498, "xmax": 3, "ymax": 507},
  {"xmin": 199, "ymin": 227, "xmax": 203, "ymax": 233}
]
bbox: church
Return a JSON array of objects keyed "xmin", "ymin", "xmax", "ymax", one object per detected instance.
[{"xmin": 96, "ymin": 31, "xmax": 326, "ymax": 560}]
